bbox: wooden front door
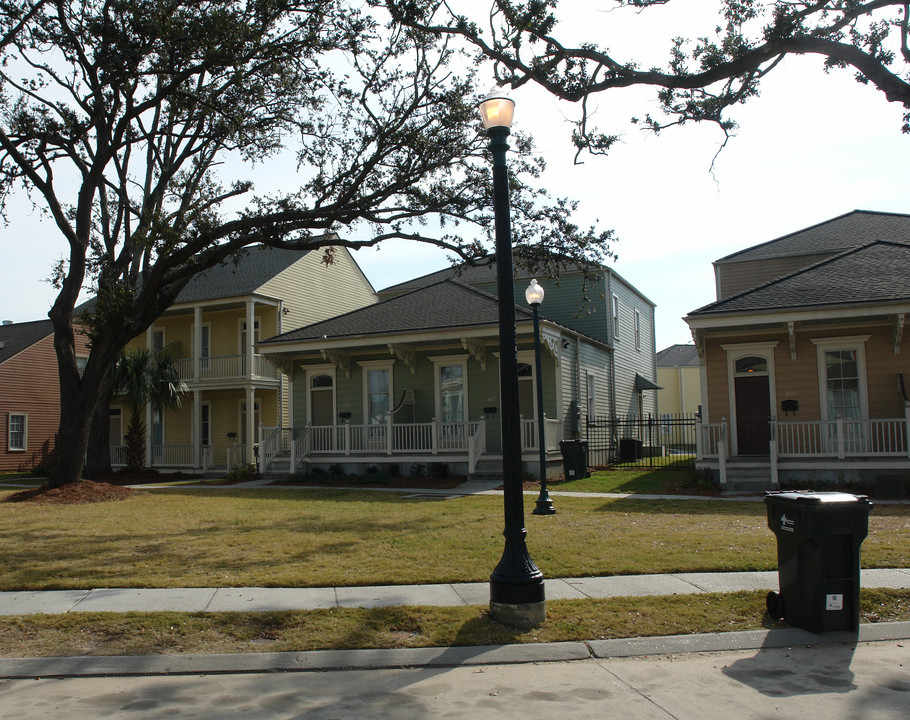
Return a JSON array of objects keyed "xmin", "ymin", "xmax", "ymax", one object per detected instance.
[{"xmin": 735, "ymin": 375, "xmax": 771, "ymax": 455}]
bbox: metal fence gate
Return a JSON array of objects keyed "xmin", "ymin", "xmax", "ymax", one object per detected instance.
[{"xmin": 585, "ymin": 413, "xmax": 697, "ymax": 469}]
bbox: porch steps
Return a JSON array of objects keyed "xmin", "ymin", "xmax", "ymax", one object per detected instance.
[
  {"xmin": 469, "ymin": 458, "xmax": 503, "ymax": 483},
  {"xmin": 723, "ymin": 463, "xmax": 776, "ymax": 492},
  {"xmin": 261, "ymin": 453, "xmax": 292, "ymax": 479}
]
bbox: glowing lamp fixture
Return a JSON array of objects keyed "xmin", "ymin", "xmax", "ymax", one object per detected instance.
[
  {"xmin": 525, "ymin": 278, "xmax": 545, "ymax": 307},
  {"xmin": 478, "ymin": 87, "xmax": 515, "ymax": 130}
]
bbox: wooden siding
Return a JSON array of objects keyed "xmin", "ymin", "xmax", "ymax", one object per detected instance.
[
  {"xmin": 262, "ymin": 247, "xmax": 377, "ymax": 334},
  {"xmin": 716, "ymin": 253, "xmax": 834, "ymax": 300},
  {"xmin": 609, "ymin": 274, "xmax": 658, "ymax": 417},
  {"xmin": 658, "ymin": 366, "xmax": 702, "ymax": 415},
  {"xmin": 702, "ymin": 321, "xmax": 909, "ymax": 426},
  {"xmin": 0, "ymin": 329, "xmax": 91, "ymax": 472}
]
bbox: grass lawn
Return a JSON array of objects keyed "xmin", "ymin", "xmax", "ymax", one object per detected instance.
[
  {"xmin": 1, "ymin": 589, "xmax": 907, "ymax": 658},
  {"xmin": 543, "ymin": 468, "xmax": 713, "ymax": 494},
  {"xmin": 1, "ymin": 487, "xmax": 908, "ymax": 591}
]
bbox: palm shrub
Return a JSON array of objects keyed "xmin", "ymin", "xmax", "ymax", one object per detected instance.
[{"xmin": 113, "ymin": 349, "xmax": 187, "ymax": 472}]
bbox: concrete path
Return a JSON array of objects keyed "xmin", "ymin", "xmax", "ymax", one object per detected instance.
[
  {"xmin": 2, "ymin": 569, "xmax": 908, "ymax": 616},
  {"xmin": 0, "ymin": 625, "xmax": 907, "ymax": 717}
]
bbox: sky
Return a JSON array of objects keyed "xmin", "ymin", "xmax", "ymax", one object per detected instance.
[{"xmin": 1, "ymin": 1, "xmax": 909, "ymax": 351}]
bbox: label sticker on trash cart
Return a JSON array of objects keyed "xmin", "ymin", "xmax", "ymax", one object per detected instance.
[
  {"xmin": 826, "ymin": 594, "xmax": 844, "ymax": 611},
  {"xmin": 780, "ymin": 513, "xmax": 796, "ymax": 533}
]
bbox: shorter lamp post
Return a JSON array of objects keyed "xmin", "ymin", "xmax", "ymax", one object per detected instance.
[{"xmin": 526, "ymin": 279, "xmax": 555, "ymax": 515}]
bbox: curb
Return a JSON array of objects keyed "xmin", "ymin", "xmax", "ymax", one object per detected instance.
[{"xmin": 0, "ymin": 621, "xmax": 907, "ymax": 680}]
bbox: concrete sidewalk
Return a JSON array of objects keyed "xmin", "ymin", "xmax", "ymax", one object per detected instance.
[{"xmin": 2, "ymin": 568, "xmax": 908, "ymax": 616}]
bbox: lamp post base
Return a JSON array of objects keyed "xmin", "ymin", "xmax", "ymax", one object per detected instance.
[
  {"xmin": 489, "ymin": 599, "xmax": 547, "ymax": 628},
  {"xmin": 533, "ymin": 492, "xmax": 556, "ymax": 515}
]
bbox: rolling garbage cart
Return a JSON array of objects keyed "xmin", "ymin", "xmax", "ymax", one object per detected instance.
[{"xmin": 764, "ymin": 490, "xmax": 872, "ymax": 633}]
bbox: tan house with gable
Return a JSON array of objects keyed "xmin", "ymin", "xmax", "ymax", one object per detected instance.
[
  {"xmin": 686, "ymin": 211, "xmax": 910, "ymax": 495},
  {"xmin": 656, "ymin": 344, "xmax": 701, "ymax": 416},
  {"xmin": 113, "ymin": 244, "xmax": 376, "ymax": 472}
]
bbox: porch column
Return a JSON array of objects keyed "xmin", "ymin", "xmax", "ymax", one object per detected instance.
[
  {"xmin": 718, "ymin": 417, "xmax": 728, "ymax": 487},
  {"xmin": 194, "ymin": 306, "xmax": 202, "ymax": 381},
  {"xmin": 193, "ymin": 390, "xmax": 201, "ymax": 470},
  {"xmin": 246, "ymin": 299, "xmax": 255, "ymax": 378},
  {"xmin": 145, "ymin": 327, "xmax": 153, "ymax": 467},
  {"xmin": 288, "ymin": 370, "xmax": 296, "ymax": 472},
  {"xmin": 246, "ymin": 388, "xmax": 256, "ymax": 469},
  {"xmin": 768, "ymin": 414, "xmax": 779, "ymax": 488},
  {"xmin": 905, "ymin": 402, "xmax": 910, "ymax": 458}
]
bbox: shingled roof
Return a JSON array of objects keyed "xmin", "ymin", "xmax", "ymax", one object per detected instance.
[
  {"xmin": 173, "ymin": 245, "xmax": 312, "ymax": 304},
  {"xmin": 262, "ymin": 279, "xmax": 535, "ymax": 345},
  {"xmin": 689, "ymin": 240, "xmax": 910, "ymax": 317},
  {"xmin": 656, "ymin": 344, "xmax": 700, "ymax": 368},
  {"xmin": 715, "ymin": 210, "xmax": 910, "ymax": 264},
  {"xmin": 0, "ymin": 319, "xmax": 53, "ymax": 366}
]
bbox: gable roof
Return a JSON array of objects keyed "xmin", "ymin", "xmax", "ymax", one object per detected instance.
[
  {"xmin": 378, "ymin": 252, "xmax": 655, "ymax": 307},
  {"xmin": 173, "ymin": 245, "xmax": 313, "ymax": 304},
  {"xmin": 715, "ymin": 210, "xmax": 910, "ymax": 264},
  {"xmin": 689, "ymin": 240, "xmax": 910, "ymax": 317},
  {"xmin": 0, "ymin": 319, "xmax": 53, "ymax": 366},
  {"xmin": 656, "ymin": 344, "xmax": 700, "ymax": 368},
  {"xmin": 261, "ymin": 279, "xmax": 536, "ymax": 345}
]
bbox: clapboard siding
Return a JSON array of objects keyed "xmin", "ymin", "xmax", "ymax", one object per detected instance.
[
  {"xmin": 0, "ymin": 329, "xmax": 91, "ymax": 472},
  {"xmin": 715, "ymin": 253, "xmax": 834, "ymax": 300}
]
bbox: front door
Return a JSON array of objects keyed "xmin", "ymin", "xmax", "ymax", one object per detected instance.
[{"xmin": 735, "ymin": 375, "xmax": 771, "ymax": 455}]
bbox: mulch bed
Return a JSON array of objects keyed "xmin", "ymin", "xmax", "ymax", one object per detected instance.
[{"xmin": 3, "ymin": 481, "xmax": 138, "ymax": 505}]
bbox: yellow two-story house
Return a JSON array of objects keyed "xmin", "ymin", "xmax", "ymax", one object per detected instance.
[{"xmin": 112, "ymin": 244, "xmax": 376, "ymax": 472}]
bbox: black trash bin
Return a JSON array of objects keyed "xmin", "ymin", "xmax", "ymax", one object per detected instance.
[
  {"xmin": 559, "ymin": 440, "xmax": 589, "ymax": 479},
  {"xmin": 764, "ymin": 490, "xmax": 872, "ymax": 633}
]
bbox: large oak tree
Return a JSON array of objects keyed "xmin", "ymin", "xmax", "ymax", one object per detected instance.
[
  {"xmin": 383, "ymin": 1, "xmax": 910, "ymax": 158},
  {"xmin": 0, "ymin": 1, "xmax": 613, "ymax": 487}
]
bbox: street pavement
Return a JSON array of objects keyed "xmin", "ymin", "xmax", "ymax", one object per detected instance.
[{"xmin": 0, "ymin": 625, "xmax": 907, "ymax": 718}]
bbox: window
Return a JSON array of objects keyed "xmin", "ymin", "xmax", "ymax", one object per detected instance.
[
  {"xmin": 811, "ymin": 336, "xmax": 869, "ymax": 423},
  {"xmin": 240, "ymin": 319, "xmax": 261, "ymax": 351},
  {"xmin": 612, "ymin": 295, "xmax": 620, "ymax": 340},
  {"xmin": 735, "ymin": 356, "xmax": 768, "ymax": 374},
  {"xmin": 634, "ymin": 310, "xmax": 641, "ymax": 350},
  {"xmin": 365, "ymin": 366, "xmax": 391, "ymax": 425},
  {"xmin": 201, "ymin": 403, "xmax": 211, "ymax": 447},
  {"xmin": 586, "ymin": 373, "xmax": 596, "ymax": 419},
  {"xmin": 439, "ymin": 364, "xmax": 465, "ymax": 422},
  {"xmin": 200, "ymin": 324, "xmax": 211, "ymax": 370},
  {"xmin": 8, "ymin": 413, "xmax": 26, "ymax": 451},
  {"xmin": 151, "ymin": 328, "xmax": 165, "ymax": 353},
  {"xmin": 824, "ymin": 350, "xmax": 861, "ymax": 421}
]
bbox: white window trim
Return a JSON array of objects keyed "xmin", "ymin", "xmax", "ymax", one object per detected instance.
[
  {"xmin": 430, "ymin": 354, "xmax": 469, "ymax": 423},
  {"xmin": 360, "ymin": 360, "xmax": 395, "ymax": 425},
  {"xmin": 150, "ymin": 327, "xmax": 166, "ymax": 353},
  {"xmin": 200, "ymin": 401, "xmax": 212, "ymax": 447},
  {"xmin": 612, "ymin": 295, "xmax": 620, "ymax": 340},
  {"xmin": 238, "ymin": 317, "xmax": 262, "ymax": 354},
  {"xmin": 634, "ymin": 309, "xmax": 641, "ymax": 350},
  {"xmin": 586, "ymin": 372, "xmax": 596, "ymax": 419},
  {"xmin": 722, "ymin": 341, "xmax": 779, "ymax": 456},
  {"xmin": 109, "ymin": 408, "xmax": 123, "ymax": 447},
  {"xmin": 305, "ymin": 365, "xmax": 337, "ymax": 426},
  {"xmin": 238, "ymin": 398, "xmax": 262, "ymax": 443},
  {"xmin": 516, "ymin": 350, "xmax": 537, "ymax": 422},
  {"xmin": 810, "ymin": 335, "xmax": 870, "ymax": 422},
  {"xmin": 8, "ymin": 412, "xmax": 27, "ymax": 452}
]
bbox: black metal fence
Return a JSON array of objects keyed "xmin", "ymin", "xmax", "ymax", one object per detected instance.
[{"xmin": 585, "ymin": 413, "xmax": 697, "ymax": 469}]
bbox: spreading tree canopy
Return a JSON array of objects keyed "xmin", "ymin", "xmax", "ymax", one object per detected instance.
[
  {"xmin": 0, "ymin": 0, "xmax": 613, "ymax": 487},
  {"xmin": 382, "ymin": 1, "xmax": 910, "ymax": 159}
]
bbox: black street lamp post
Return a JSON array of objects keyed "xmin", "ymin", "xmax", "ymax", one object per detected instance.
[
  {"xmin": 526, "ymin": 279, "xmax": 555, "ymax": 515},
  {"xmin": 479, "ymin": 87, "xmax": 546, "ymax": 628}
]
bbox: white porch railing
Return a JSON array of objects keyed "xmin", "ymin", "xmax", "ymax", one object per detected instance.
[
  {"xmin": 699, "ymin": 414, "xmax": 910, "ymax": 460},
  {"xmin": 299, "ymin": 420, "xmax": 485, "ymax": 457},
  {"xmin": 468, "ymin": 419, "xmax": 486, "ymax": 474},
  {"xmin": 110, "ymin": 444, "xmax": 213, "ymax": 470},
  {"xmin": 521, "ymin": 416, "xmax": 564, "ymax": 451},
  {"xmin": 171, "ymin": 353, "xmax": 280, "ymax": 382}
]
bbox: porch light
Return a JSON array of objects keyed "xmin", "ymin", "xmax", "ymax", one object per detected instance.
[
  {"xmin": 478, "ymin": 87, "xmax": 515, "ymax": 131},
  {"xmin": 479, "ymin": 88, "xmax": 546, "ymax": 628},
  {"xmin": 527, "ymin": 280, "xmax": 554, "ymax": 516}
]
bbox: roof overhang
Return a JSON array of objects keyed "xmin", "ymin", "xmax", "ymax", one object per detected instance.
[{"xmin": 685, "ymin": 301, "xmax": 910, "ymax": 332}]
